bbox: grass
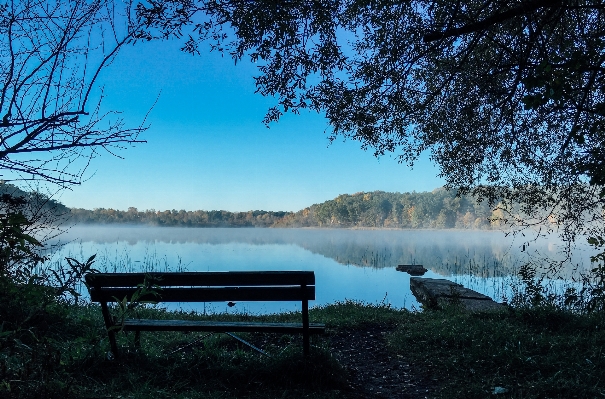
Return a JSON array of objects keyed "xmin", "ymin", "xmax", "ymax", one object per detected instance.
[
  {"xmin": 388, "ymin": 305, "xmax": 605, "ymax": 398},
  {"xmin": 2, "ymin": 280, "xmax": 605, "ymax": 398}
]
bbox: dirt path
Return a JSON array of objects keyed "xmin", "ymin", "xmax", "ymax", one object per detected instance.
[{"xmin": 328, "ymin": 324, "xmax": 437, "ymax": 399}]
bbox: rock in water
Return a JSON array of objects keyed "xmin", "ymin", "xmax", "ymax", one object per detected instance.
[{"xmin": 396, "ymin": 264, "xmax": 427, "ymax": 276}]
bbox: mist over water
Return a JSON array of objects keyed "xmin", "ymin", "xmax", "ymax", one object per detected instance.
[{"xmin": 45, "ymin": 226, "xmax": 596, "ymax": 313}]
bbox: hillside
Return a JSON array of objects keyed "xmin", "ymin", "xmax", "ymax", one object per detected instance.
[
  {"xmin": 0, "ymin": 182, "xmax": 69, "ymax": 221},
  {"xmin": 68, "ymin": 189, "xmax": 504, "ymax": 230}
]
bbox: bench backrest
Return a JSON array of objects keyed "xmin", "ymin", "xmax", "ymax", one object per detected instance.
[{"xmin": 85, "ymin": 271, "xmax": 316, "ymax": 303}]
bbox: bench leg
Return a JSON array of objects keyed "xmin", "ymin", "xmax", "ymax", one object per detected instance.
[
  {"xmin": 134, "ymin": 330, "xmax": 141, "ymax": 348},
  {"xmin": 303, "ymin": 331, "xmax": 310, "ymax": 357},
  {"xmin": 108, "ymin": 330, "xmax": 118, "ymax": 358},
  {"xmin": 224, "ymin": 332, "xmax": 271, "ymax": 357},
  {"xmin": 100, "ymin": 301, "xmax": 119, "ymax": 358},
  {"xmin": 302, "ymin": 296, "xmax": 310, "ymax": 357}
]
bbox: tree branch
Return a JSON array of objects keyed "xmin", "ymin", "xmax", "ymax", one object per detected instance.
[{"xmin": 423, "ymin": 0, "xmax": 563, "ymax": 43}]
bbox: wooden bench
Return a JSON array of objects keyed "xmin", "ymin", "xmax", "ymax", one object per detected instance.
[{"xmin": 84, "ymin": 271, "xmax": 325, "ymax": 357}]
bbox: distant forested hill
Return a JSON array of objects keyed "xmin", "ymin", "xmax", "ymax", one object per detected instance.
[
  {"xmin": 279, "ymin": 188, "xmax": 498, "ymax": 229},
  {"xmin": 0, "ymin": 182, "xmax": 69, "ymax": 220},
  {"xmin": 68, "ymin": 188, "xmax": 505, "ymax": 229}
]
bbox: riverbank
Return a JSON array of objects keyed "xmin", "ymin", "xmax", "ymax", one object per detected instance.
[{"xmin": 2, "ymin": 286, "xmax": 604, "ymax": 399}]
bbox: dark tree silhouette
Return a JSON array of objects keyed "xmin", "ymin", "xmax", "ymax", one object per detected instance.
[
  {"xmin": 0, "ymin": 0, "xmax": 148, "ymax": 186},
  {"xmin": 138, "ymin": 0, "xmax": 605, "ymax": 266}
]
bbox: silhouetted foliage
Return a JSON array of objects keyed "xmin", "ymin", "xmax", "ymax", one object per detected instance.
[
  {"xmin": 0, "ymin": 183, "xmax": 69, "ymax": 280},
  {"xmin": 137, "ymin": 0, "xmax": 605, "ymax": 267}
]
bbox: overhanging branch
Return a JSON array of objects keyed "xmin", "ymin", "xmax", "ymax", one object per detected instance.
[{"xmin": 423, "ymin": 0, "xmax": 563, "ymax": 43}]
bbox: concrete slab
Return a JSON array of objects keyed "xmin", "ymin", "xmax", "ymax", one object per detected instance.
[
  {"xmin": 396, "ymin": 265, "xmax": 428, "ymax": 276},
  {"xmin": 410, "ymin": 277, "xmax": 506, "ymax": 312}
]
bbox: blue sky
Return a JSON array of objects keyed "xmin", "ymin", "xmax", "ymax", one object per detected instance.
[{"xmin": 57, "ymin": 38, "xmax": 444, "ymax": 212}]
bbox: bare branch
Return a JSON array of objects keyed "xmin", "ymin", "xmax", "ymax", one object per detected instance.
[{"xmin": 0, "ymin": 0, "xmax": 150, "ymax": 186}]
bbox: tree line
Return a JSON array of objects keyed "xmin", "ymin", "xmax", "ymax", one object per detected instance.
[
  {"xmin": 68, "ymin": 207, "xmax": 291, "ymax": 228},
  {"xmin": 67, "ymin": 188, "xmax": 508, "ymax": 230}
]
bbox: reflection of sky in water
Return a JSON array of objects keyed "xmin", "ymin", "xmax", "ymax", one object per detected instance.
[
  {"xmin": 44, "ymin": 227, "xmax": 597, "ymax": 313},
  {"xmin": 47, "ymin": 238, "xmax": 420, "ymax": 314}
]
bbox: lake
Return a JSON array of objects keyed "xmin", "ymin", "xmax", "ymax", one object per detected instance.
[{"xmin": 43, "ymin": 226, "xmax": 595, "ymax": 314}]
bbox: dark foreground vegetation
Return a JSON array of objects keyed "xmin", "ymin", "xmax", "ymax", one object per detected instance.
[{"xmin": 2, "ymin": 275, "xmax": 605, "ymax": 399}]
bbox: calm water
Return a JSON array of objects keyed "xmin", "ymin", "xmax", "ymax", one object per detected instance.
[{"xmin": 43, "ymin": 226, "xmax": 594, "ymax": 314}]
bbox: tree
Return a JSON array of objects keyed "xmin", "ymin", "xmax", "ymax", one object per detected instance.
[
  {"xmin": 0, "ymin": 0, "xmax": 147, "ymax": 186},
  {"xmin": 0, "ymin": 0, "xmax": 156, "ymax": 291},
  {"xmin": 138, "ymin": 0, "xmax": 605, "ymax": 266}
]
